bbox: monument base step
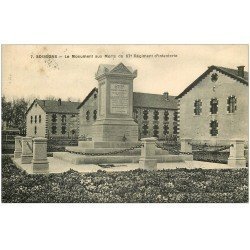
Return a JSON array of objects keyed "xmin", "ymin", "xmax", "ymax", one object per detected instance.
[
  {"xmin": 78, "ymin": 141, "xmax": 141, "ymax": 149},
  {"xmin": 53, "ymin": 152, "xmax": 192, "ymax": 165},
  {"xmin": 65, "ymin": 146, "xmax": 169, "ymax": 156}
]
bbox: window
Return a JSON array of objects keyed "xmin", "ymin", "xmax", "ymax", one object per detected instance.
[
  {"xmin": 211, "ymin": 73, "xmax": 218, "ymax": 82},
  {"xmin": 35, "ymin": 115, "xmax": 37, "ymax": 123},
  {"xmin": 153, "ymin": 110, "xmax": 159, "ymax": 121},
  {"xmin": 34, "ymin": 126, "xmax": 37, "ymax": 135},
  {"xmin": 86, "ymin": 110, "xmax": 90, "ymax": 121},
  {"xmin": 52, "ymin": 114, "xmax": 57, "ymax": 122},
  {"xmin": 93, "ymin": 110, "xmax": 97, "ymax": 120},
  {"xmin": 153, "ymin": 125, "xmax": 159, "ymax": 137},
  {"xmin": 163, "ymin": 124, "xmax": 169, "ymax": 135},
  {"xmin": 30, "ymin": 116, "xmax": 33, "ymax": 124},
  {"xmin": 61, "ymin": 125, "xmax": 66, "ymax": 134},
  {"xmin": 173, "ymin": 125, "xmax": 178, "ymax": 134},
  {"xmin": 210, "ymin": 120, "xmax": 218, "ymax": 136},
  {"xmin": 142, "ymin": 124, "xmax": 148, "ymax": 135},
  {"xmin": 52, "ymin": 125, "xmax": 57, "ymax": 134},
  {"xmin": 39, "ymin": 115, "xmax": 41, "ymax": 123},
  {"xmin": 194, "ymin": 99, "xmax": 202, "ymax": 115},
  {"xmin": 71, "ymin": 114, "xmax": 76, "ymax": 118},
  {"xmin": 164, "ymin": 110, "xmax": 169, "ymax": 121},
  {"xmin": 227, "ymin": 96, "xmax": 237, "ymax": 113},
  {"xmin": 94, "ymin": 93, "xmax": 97, "ymax": 99},
  {"xmin": 173, "ymin": 111, "xmax": 178, "ymax": 121},
  {"xmin": 61, "ymin": 114, "xmax": 66, "ymax": 123},
  {"xmin": 210, "ymin": 98, "xmax": 218, "ymax": 114},
  {"xmin": 143, "ymin": 110, "xmax": 148, "ymax": 120}
]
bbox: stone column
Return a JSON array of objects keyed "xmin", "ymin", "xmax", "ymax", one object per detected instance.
[
  {"xmin": 180, "ymin": 138, "xmax": 192, "ymax": 153},
  {"xmin": 14, "ymin": 136, "xmax": 23, "ymax": 158},
  {"xmin": 139, "ymin": 137, "xmax": 157, "ymax": 170},
  {"xmin": 21, "ymin": 137, "xmax": 33, "ymax": 164},
  {"xmin": 32, "ymin": 137, "xmax": 49, "ymax": 174},
  {"xmin": 228, "ymin": 140, "xmax": 246, "ymax": 168}
]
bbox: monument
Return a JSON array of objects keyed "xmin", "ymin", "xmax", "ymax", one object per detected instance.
[
  {"xmin": 78, "ymin": 63, "xmax": 140, "ymax": 149},
  {"xmin": 54, "ymin": 63, "xmax": 193, "ymax": 165},
  {"xmin": 92, "ymin": 63, "xmax": 138, "ymax": 142}
]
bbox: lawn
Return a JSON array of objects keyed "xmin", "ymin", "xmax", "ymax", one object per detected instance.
[{"xmin": 1, "ymin": 155, "xmax": 248, "ymax": 203}]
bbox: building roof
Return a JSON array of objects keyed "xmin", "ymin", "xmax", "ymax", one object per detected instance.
[
  {"xmin": 133, "ymin": 92, "xmax": 178, "ymax": 109},
  {"xmin": 177, "ymin": 65, "xmax": 249, "ymax": 99},
  {"xmin": 77, "ymin": 87, "xmax": 97, "ymax": 109},
  {"xmin": 26, "ymin": 99, "xmax": 81, "ymax": 114},
  {"xmin": 77, "ymin": 88, "xmax": 178, "ymax": 110}
]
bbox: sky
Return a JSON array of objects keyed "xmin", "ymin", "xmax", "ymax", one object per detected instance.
[{"xmin": 2, "ymin": 44, "xmax": 248, "ymax": 101}]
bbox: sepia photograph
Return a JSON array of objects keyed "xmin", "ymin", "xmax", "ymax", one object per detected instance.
[{"xmin": 1, "ymin": 44, "xmax": 248, "ymax": 203}]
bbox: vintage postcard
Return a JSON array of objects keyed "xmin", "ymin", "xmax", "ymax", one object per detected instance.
[{"xmin": 1, "ymin": 44, "xmax": 248, "ymax": 203}]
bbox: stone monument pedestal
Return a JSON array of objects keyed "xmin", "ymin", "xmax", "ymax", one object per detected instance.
[
  {"xmin": 228, "ymin": 140, "xmax": 246, "ymax": 168},
  {"xmin": 21, "ymin": 137, "xmax": 33, "ymax": 164},
  {"xmin": 32, "ymin": 137, "xmax": 49, "ymax": 174},
  {"xmin": 14, "ymin": 136, "xmax": 22, "ymax": 159},
  {"xmin": 139, "ymin": 137, "xmax": 157, "ymax": 170},
  {"xmin": 181, "ymin": 138, "xmax": 192, "ymax": 153}
]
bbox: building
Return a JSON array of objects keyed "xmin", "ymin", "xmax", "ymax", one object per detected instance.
[
  {"xmin": 177, "ymin": 65, "xmax": 248, "ymax": 145},
  {"xmin": 77, "ymin": 88, "xmax": 178, "ymax": 140},
  {"xmin": 26, "ymin": 99, "xmax": 80, "ymax": 139}
]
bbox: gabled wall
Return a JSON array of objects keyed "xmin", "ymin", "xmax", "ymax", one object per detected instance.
[
  {"xmin": 26, "ymin": 103, "xmax": 46, "ymax": 137},
  {"xmin": 179, "ymin": 69, "xmax": 248, "ymax": 145},
  {"xmin": 78, "ymin": 90, "xmax": 98, "ymax": 138}
]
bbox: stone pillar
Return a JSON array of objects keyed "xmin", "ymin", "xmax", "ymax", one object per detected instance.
[
  {"xmin": 32, "ymin": 137, "xmax": 49, "ymax": 174},
  {"xmin": 139, "ymin": 137, "xmax": 157, "ymax": 170},
  {"xmin": 14, "ymin": 136, "xmax": 23, "ymax": 158},
  {"xmin": 228, "ymin": 140, "xmax": 246, "ymax": 168},
  {"xmin": 180, "ymin": 138, "xmax": 192, "ymax": 153},
  {"xmin": 21, "ymin": 137, "xmax": 33, "ymax": 164}
]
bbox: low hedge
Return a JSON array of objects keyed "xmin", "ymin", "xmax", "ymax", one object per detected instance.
[{"xmin": 1, "ymin": 155, "xmax": 248, "ymax": 203}]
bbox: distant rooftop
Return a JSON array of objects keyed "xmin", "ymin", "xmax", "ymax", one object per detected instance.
[
  {"xmin": 27, "ymin": 99, "xmax": 81, "ymax": 114},
  {"xmin": 77, "ymin": 88, "xmax": 178, "ymax": 110},
  {"xmin": 133, "ymin": 92, "xmax": 178, "ymax": 109}
]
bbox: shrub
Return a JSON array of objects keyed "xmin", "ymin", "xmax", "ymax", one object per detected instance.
[{"xmin": 1, "ymin": 155, "xmax": 248, "ymax": 203}]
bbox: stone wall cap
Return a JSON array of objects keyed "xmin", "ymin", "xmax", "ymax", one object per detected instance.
[
  {"xmin": 140, "ymin": 137, "xmax": 158, "ymax": 142},
  {"xmin": 33, "ymin": 137, "xmax": 48, "ymax": 142},
  {"xmin": 22, "ymin": 137, "xmax": 32, "ymax": 140},
  {"xmin": 15, "ymin": 136, "xmax": 23, "ymax": 139}
]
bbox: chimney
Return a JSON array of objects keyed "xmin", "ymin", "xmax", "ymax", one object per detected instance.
[
  {"xmin": 163, "ymin": 92, "xmax": 169, "ymax": 100},
  {"xmin": 58, "ymin": 98, "xmax": 62, "ymax": 106},
  {"xmin": 237, "ymin": 66, "xmax": 245, "ymax": 78}
]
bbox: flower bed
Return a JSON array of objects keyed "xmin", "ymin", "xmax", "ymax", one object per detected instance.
[{"xmin": 1, "ymin": 155, "xmax": 248, "ymax": 203}]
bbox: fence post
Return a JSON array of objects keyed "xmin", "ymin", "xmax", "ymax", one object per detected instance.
[
  {"xmin": 181, "ymin": 138, "xmax": 192, "ymax": 153},
  {"xmin": 139, "ymin": 137, "xmax": 157, "ymax": 170},
  {"xmin": 32, "ymin": 137, "xmax": 49, "ymax": 174},
  {"xmin": 228, "ymin": 140, "xmax": 246, "ymax": 168},
  {"xmin": 14, "ymin": 136, "xmax": 23, "ymax": 158},
  {"xmin": 21, "ymin": 137, "xmax": 33, "ymax": 164}
]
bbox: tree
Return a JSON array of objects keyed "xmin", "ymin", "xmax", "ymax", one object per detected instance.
[
  {"xmin": 12, "ymin": 98, "xmax": 29, "ymax": 135},
  {"xmin": 1, "ymin": 96, "xmax": 28, "ymax": 135},
  {"xmin": 1, "ymin": 96, "xmax": 13, "ymax": 128}
]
